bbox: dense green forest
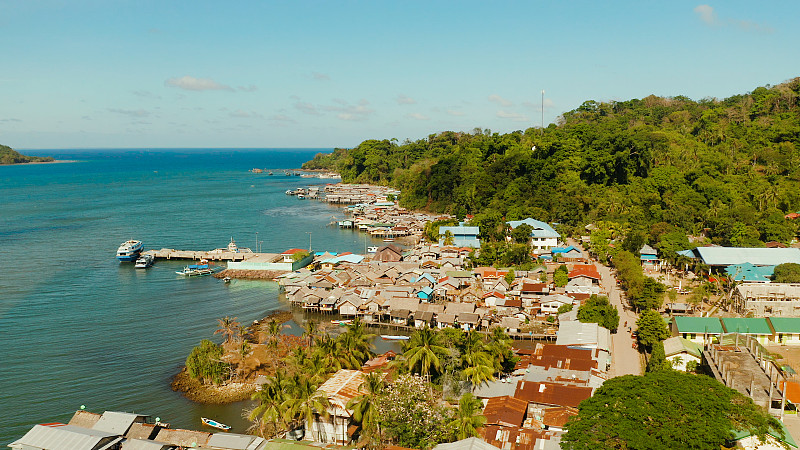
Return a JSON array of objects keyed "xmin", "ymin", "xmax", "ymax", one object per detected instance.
[
  {"xmin": 304, "ymin": 79, "xmax": 800, "ymax": 252},
  {"xmin": 0, "ymin": 144, "xmax": 53, "ymax": 164}
]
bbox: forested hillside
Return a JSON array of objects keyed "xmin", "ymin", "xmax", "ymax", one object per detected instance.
[
  {"xmin": 0, "ymin": 144, "xmax": 54, "ymax": 164},
  {"xmin": 303, "ymin": 79, "xmax": 800, "ymax": 250}
]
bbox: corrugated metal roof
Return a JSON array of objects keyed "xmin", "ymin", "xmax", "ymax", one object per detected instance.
[
  {"xmin": 10, "ymin": 424, "xmax": 119, "ymax": 450},
  {"xmin": 507, "ymin": 219, "xmax": 560, "ymax": 238},
  {"xmin": 433, "ymin": 437, "xmax": 501, "ymax": 450},
  {"xmin": 483, "ymin": 396, "xmax": 527, "ymax": 427},
  {"xmin": 120, "ymin": 438, "xmax": 174, "ymax": 450},
  {"xmin": 769, "ymin": 317, "xmax": 800, "ymax": 333},
  {"xmin": 206, "ymin": 433, "xmax": 263, "ymax": 449},
  {"xmin": 672, "ymin": 316, "xmax": 724, "ymax": 334},
  {"xmin": 93, "ymin": 411, "xmax": 147, "ymax": 435},
  {"xmin": 694, "ymin": 247, "xmax": 800, "ymax": 266},
  {"xmin": 721, "ymin": 317, "xmax": 772, "ymax": 335},
  {"xmin": 318, "ymin": 370, "xmax": 370, "ymax": 411}
]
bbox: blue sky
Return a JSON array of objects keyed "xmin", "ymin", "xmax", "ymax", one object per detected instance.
[{"xmin": 1, "ymin": 1, "xmax": 798, "ymax": 149}]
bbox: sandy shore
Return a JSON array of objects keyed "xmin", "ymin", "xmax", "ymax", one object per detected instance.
[{"xmin": 171, "ymin": 368, "xmax": 257, "ymax": 404}]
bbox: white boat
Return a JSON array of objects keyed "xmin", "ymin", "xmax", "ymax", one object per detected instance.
[
  {"xmin": 223, "ymin": 276, "xmax": 232, "ymax": 284},
  {"xmin": 367, "ymin": 246, "xmax": 378, "ymax": 253},
  {"xmin": 134, "ymin": 254, "xmax": 154, "ymax": 268},
  {"xmin": 201, "ymin": 417, "xmax": 231, "ymax": 431},
  {"xmin": 381, "ymin": 335, "xmax": 410, "ymax": 341},
  {"xmin": 117, "ymin": 240, "xmax": 143, "ymax": 262}
]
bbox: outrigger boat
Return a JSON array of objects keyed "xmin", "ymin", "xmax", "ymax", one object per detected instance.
[
  {"xmin": 201, "ymin": 417, "xmax": 231, "ymax": 431},
  {"xmin": 176, "ymin": 259, "xmax": 214, "ymax": 276}
]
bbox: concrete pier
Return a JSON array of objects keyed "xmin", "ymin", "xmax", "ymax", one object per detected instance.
[{"xmin": 141, "ymin": 248, "xmax": 279, "ymax": 262}]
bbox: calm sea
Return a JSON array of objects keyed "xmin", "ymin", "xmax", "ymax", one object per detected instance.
[{"xmin": 0, "ymin": 149, "xmax": 390, "ymax": 444}]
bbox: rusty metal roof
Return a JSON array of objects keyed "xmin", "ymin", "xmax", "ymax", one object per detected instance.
[{"xmin": 483, "ymin": 396, "xmax": 527, "ymax": 428}]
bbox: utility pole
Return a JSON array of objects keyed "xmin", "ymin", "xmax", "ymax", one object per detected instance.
[{"xmin": 541, "ymin": 89, "xmax": 545, "ymax": 135}]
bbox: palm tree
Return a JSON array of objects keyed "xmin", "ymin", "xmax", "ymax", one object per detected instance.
[
  {"xmin": 250, "ymin": 371, "xmax": 289, "ymax": 437},
  {"xmin": 214, "ymin": 316, "xmax": 240, "ymax": 344},
  {"xmin": 463, "ymin": 364, "xmax": 495, "ymax": 388},
  {"xmin": 336, "ymin": 318, "xmax": 375, "ymax": 369},
  {"xmin": 403, "ymin": 327, "xmax": 448, "ymax": 377},
  {"xmin": 312, "ymin": 335, "xmax": 342, "ymax": 373},
  {"xmin": 304, "ymin": 319, "xmax": 319, "ymax": 346},
  {"xmin": 282, "ymin": 374, "xmax": 330, "ymax": 441},
  {"xmin": 265, "ymin": 320, "xmax": 282, "ymax": 348},
  {"xmin": 236, "ymin": 340, "xmax": 252, "ymax": 380},
  {"xmin": 449, "ymin": 393, "xmax": 486, "ymax": 440},
  {"xmin": 347, "ymin": 372, "xmax": 386, "ymax": 449}
]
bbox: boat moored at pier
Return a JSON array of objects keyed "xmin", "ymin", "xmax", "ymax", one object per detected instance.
[
  {"xmin": 117, "ymin": 240, "xmax": 144, "ymax": 262},
  {"xmin": 134, "ymin": 254, "xmax": 154, "ymax": 268}
]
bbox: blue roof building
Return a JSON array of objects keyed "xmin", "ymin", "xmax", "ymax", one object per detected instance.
[
  {"xmin": 507, "ymin": 218, "xmax": 560, "ymax": 254},
  {"xmin": 506, "ymin": 218, "xmax": 560, "ymax": 239},
  {"xmin": 725, "ymin": 262, "xmax": 775, "ymax": 283},
  {"xmin": 439, "ymin": 223, "xmax": 481, "ymax": 248}
]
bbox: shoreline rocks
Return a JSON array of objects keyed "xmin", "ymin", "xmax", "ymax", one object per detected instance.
[
  {"xmin": 170, "ymin": 367, "xmax": 257, "ymax": 404},
  {"xmin": 214, "ymin": 269, "xmax": 288, "ymax": 280}
]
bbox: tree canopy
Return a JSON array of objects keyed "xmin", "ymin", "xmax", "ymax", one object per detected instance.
[
  {"xmin": 562, "ymin": 371, "xmax": 784, "ymax": 450},
  {"xmin": 303, "ymin": 80, "xmax": 800, "ymax": 247},
  {"xmin": 0, "ymin": 144, "xmax": 54, "ymax": 164},
  {"xmin": 773, "ymin": 263, "xmax": 800, "ymax": 283},
  {"xmin": 576, "ymin": 295, "xmax": 620, "ymax": 333}
]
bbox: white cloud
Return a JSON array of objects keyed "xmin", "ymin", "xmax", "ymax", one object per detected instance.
[
  {"xmin": 270, "ymin": 114, "xmax": 296, "ymax": 123},
  {"xmin": 446, "ymin": 109, "xmax": 465, "ymax": 117},
  {"xmin": 294, "ymin": 101, "xmax": 321, "ymax": 115},
  {"xmin": 108, "ymin": 108, "xmax": 150, "ymax": 117},
  {"xmin": 165, "ymin": 76, "xmax": 234, "ymax": 92},
  {"xmin": 323, "ymin": 99, "xmax": 375, "ymax": 121},
  {"xmin": 496, "ymin": 110, "xmax": 529, "ymax": 122},
  {"xmin": 694, "ymin": 4, "xmax": 716, "ymax": 25},
  {"xmin": 693, "ymin": 5, "xmax": 774, "ymax": 33},
  {"xmin": 313, "ymin": 72, "xmax": 331, "ymax": 81},
  {"xmin": 522, "ymin": 98, "xmax": 556, "ymax": 110},
  {"xmin": 396, "ymin": 94, "xmax": 417, "ymax": 105},
  {"xmin": 488, "ymin": 94, "xmax": 513, "ymax": 107},
  {"xmin": 238, "ymin": 85, "xmax": 258, "ymax": 92},
  {"xmin": 405, "ymin": 113, "xmax": 429, "ymax": 121},
  {"xmin": 132, "ymin": 90, "xmax": 162, "ymax": 100},
  {"xmin": 229, "ymin": 110, "xmax": 263, "ymax": 119}
]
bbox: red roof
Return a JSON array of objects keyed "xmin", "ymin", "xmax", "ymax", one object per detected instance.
[
  {"xmin": 514, "ymin": 380, "xmax": 593, "ymax": 407},
  {"xmin": 542, "ymin": 406, "xmax": 579, "ymax": 428},
  {"xmin": 568, "ymin": 264, "xmax": 601, "ymax": 280},
  {"xmin": 281, "ymin": 248, "xmax": 307, "ymax": 255},
  {"xmin": 483, "ymin": 396, "xmax": 527, "ymax": 427},
  {"xmin": 521, "ymin": 282, "xmax": 547, "ymax": 293}
]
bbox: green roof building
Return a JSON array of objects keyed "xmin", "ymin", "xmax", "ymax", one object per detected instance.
[
  {"xmin": 721, "ymin": 317, "xmax": 772, "ymax": 344},
  {"xmin": 671, "ymin": 317, "xmax": 723, "ymax": 343},
  {"xmin": 769, "ymin": 317, "xmax": 800, "ymax": 345}
]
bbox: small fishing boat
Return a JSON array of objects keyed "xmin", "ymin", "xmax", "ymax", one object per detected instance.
[
  {"xmin": 382, "ymin": 238, "xmax": 394, "ymax": 242},
  {"xmin": 201, "ymin": 417, "xmax": 231, "ymax": 431},
  {"xmin": 176, "ymin": 261, "xmax": 214, "ymax": 276},
  {"xmin": 222, "ymin": 276, "xmax": 232, "ymax": 284},
  {"xmin": 381, "ymin": 335, "xmax": 410, "ymax": 341},
  {"xmin": 331, "ymin": 319, "xmax": 353, "ymax": 326}
]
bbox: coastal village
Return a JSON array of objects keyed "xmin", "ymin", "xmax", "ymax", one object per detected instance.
[{"xmin": 10, "ymin": 182, "xmax": 800, "ymax": 450}]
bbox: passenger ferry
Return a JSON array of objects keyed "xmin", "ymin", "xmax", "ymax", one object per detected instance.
[{"xmin": 117, "ymin": 240, "xmax": 144, "ymax": 262}]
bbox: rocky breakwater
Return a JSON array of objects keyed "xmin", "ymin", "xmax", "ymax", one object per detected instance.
[{"xmin": 214, "ymin": 269, "xmax": 288, "ymax": 280}]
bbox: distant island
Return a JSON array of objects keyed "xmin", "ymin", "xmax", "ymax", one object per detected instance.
[{"xmin": 0, "ymin": 144, "xmax": 55, "ymax": 164}]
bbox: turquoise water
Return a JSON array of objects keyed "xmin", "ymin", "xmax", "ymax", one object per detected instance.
[{"xmin": 0, "ymin": 149, "xmax": 388, "ymax": 444}]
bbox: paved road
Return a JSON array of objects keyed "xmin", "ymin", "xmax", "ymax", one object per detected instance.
[{"xmin": 567, "ymin": 239, "xmax": 642, "ymax": 377}]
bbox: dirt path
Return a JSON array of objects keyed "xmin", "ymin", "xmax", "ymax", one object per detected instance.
[{"xmin": 567, "ymin": 239, "xmax": 643, "ymax": 377}]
